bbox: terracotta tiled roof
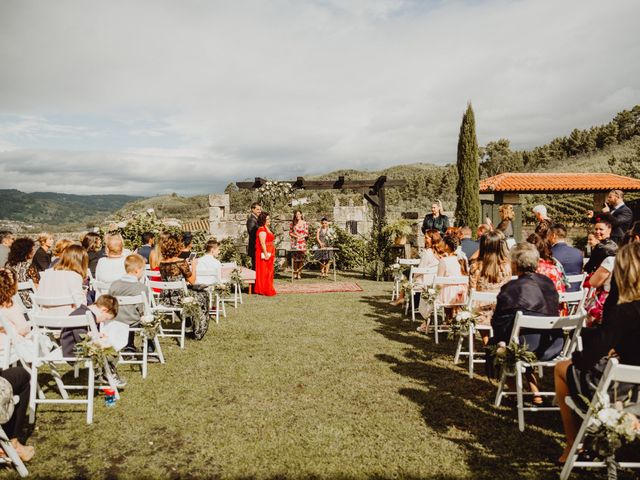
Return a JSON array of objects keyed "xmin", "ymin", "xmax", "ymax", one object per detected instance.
[
  {"xmin": 182, "ymin": 219, "xmax": 210, "ymax": 232},
  {"xmin": 479, "ymin": 173, "xmax": 640, "ymax": 193}
]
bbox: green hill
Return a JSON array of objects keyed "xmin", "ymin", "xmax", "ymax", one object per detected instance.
[{"xmin": 0, "ymin": 190, "xmax": 141, "ymax": 230}]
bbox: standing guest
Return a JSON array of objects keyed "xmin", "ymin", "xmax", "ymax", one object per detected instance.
[
  {"xmin": 527, "ymin": 233, "xmax": 567, "ymax": 294},
  {"xmin": 554, "ymin": 242, "xmax": 640, "ymax": 464},
  {"xmin": 421, "ymin": 201, "xmax": 450, "ymax": 235},
  {"xmin": 81, "ymin": 232, "xmax": 103, "ymax": 277},
  {"xmin": 194, "ymin": 239, "xmax": 222, "ymax": 285},
  {"xmin": 584, "ymin": 216, "xmax": 617, "ymax": 274},
  {"xmin": 315, "ymin": 218, "xmax": 333, "ymax": 278},
  {"xmin": 136, "ymin": 232, "xmax": 155, "ymax": 263},
  {"xmin": 491, "ymin": 242, "xmax": 561, "ymax": 405},
  {"xmin": 459, "ymin": 226, "xmax": 479, "ymax": 260},
  {"xmin": 178, "ymin": 232, "xmax": 193, "ymax": 260},
  {"xmin": 468, "ymin": 231, "xmax": 511, "ymax": 344},
  {"xmin": 246, "ymin": 202, "xmax": 262, "ymax": 271},
  {"xmin": 49, "ymin": 238, "xmax": 74, "ymax": 269},
  {"xmin": 36, "ymin": 244, "xmax": 88, "ymax": 315},
  {"xmin": 497, "ymin": 204, "xmax": 515, "ymax": 240},
  {"xmin": 32, "ymin": 232, "xmax": 53, "ymax": 272},
  {"xmin": 5, "ymin": 238, "xmax": 39, "ymax": 308},
  {"xmin": 586, "ymin": 189, "xmax": 633, "ymax": 245},
  {"xmin": 548, "ymin": 223, "xmax": 583, "ymax": 292},
  {"xmin": 0, "ymin": 231, "xmax": 15, "ymax": 267},
  {"xmin": 532, "ymin": 204, "xmax": 551, "ymax": 227},
  {"xmin": 255, "ymin": 212, "xmax": 276, "ymax": 296},
  {"xmin": 289, "ymin": 210, "xmax": 308, "ymax": 279},
  {"xmin": 95, "ymin": 234, "xmax": 127, "ymax": 284},
  {"xmin": 159, "ymin": 234, "xmax": 210, "ymax": 339}
]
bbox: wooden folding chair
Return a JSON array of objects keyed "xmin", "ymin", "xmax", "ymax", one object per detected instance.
[
  {"xmin": 494, "ymin": 309, "xmax": 586, "ymax": 431},
  {"xmin": 453, "ymin": 290, "xmax": 496, "ymax": 378},
  {"xmin": 560, "ymin": 357, "xmax": 640, "ymax": 479}
]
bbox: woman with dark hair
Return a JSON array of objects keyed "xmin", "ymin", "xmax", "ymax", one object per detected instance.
[
  {"xmin": 289, "ymin": 210, "xmax": 308, "ymax": 279},
  {"xmin": 158, "ymin": 234, "xmax": 210, "ymax": 340},
  {"xmin": 178, "ymin": 232, "xmax": 193, "ymax": 260},
  {"xmin": 255, "ymin": 212, "xmax": 276, "ymax": 296},
  {"xmin": 31, "ymin": 232, "xmax": 53, "ymax": 272},
  {"xmin": 5, "ymin": 237, "xmax": 39, "ymax": 308},
  {"xmin": 81, "ymin": 232, "xmax": 103, "ymax": 277},
  {"xmin": 526, "ymin": 233, "xmax": 567, "ymax": 294}
]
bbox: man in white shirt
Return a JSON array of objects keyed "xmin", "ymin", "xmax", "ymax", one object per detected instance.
[
  {"xmin": 95, "ymin": 233, "xmax": 127, "ymax": 284},
  {"xmin": 194, "ymin": 239, "xmax": 222, "ymax": 285},
  {"xmin": 0, "ymin": 231, "xmax": 15, "ymax": 266}
]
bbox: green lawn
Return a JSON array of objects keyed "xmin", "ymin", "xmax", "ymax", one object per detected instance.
[{"xmin": 10, "ymin": 273, "xmax": 604, "ymax": 479}]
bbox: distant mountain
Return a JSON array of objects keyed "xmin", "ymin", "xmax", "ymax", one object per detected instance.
[{"xmin": 0, "ymin": 189, "xmax": 142, "ymax": 229}]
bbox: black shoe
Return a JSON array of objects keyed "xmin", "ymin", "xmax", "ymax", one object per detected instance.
[{"xmin": 122, "ymin": 346, "xmax": 139, "ymax": 354}]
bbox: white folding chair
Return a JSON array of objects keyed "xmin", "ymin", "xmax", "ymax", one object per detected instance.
[
  {"xmin": 559, "ymin": 289, "xmax": 588, "ymax": 316},
  {"xmin": 221, "ymin": 262, "xmax": 242, "ymax": 308},
  {"xmin": 565, "ymin": 272, "xmax": 586, "ymax": 290},
  {"xmin": 28, "ymin": 310, "xmax": 120, "ymax": 424},
  {"xmin": 90, "ymin": 279, "xmax": 111, "ymax": 299},
  {"xmin": 391, "ymin": 258, "xmax": 419, "ymax": 301},
  {"xmin": 114, "ymin": 292, "xmax": 165, "ymax": 379},
  {"xmin": 453, "ymin": 290, "xmax": 496, "ymax": 378},
  {"xmin": 147, "ymin": 280, "xmax": 189, "ymax": 350},
  {"xmin": 560, "ymin": 358, "xmax": 640, "ymax": 479},
  {"xmin": 494, "ymin": 309, "xmax": 586, "ymax": 431},
  {"xmin": 428, "ymin": 275, "xmax": 469, "ymax": 344},
  {"xmin": 0, "ymin": 421, "xmax": 28, "ymax": 477},
  {"xmin": 406, "ymin": 266, "xmax": 438, "ymax": 321}
]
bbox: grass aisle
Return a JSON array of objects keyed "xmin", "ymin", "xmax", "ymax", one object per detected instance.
[{"xmin": 22, "ymin": 274, "xmax": 597, "ymax": 479}]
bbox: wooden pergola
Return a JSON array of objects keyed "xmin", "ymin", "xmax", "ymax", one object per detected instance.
[
  {"xmin": 479, "ymin": 172, "xmax": 640, "ymax": 240},
  {"xmin": 236, "ymin": 175, "xmax": 406, "ymax": 220}
]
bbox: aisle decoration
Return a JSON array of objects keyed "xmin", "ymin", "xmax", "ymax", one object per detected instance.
[
  {"xmin": 74, "ymin": 332, "xmax": 117, "ymax": 377},
  {"xmin": 448, "ymin": 307, "xmax": 480, "ymax": 340},
  {"xmin": 139, "ymin": 314, "xmax": 162, "ymax": 339},
  {"xmin": 420, "ymin": 285, "xmax": 439, "ymax": 305},
  {"xmin": 582, "ymin": 391, "xmax": 640, "ymax": 480},
  {"xmin": 387, "ymin": 263, "xmax": 405, "ymax": 282},
  {"xmin": 229, "ymin": 268, "xmax": 245, "ymax": 289},
  {"xmin": 488, "ymin": 340, "xmax": 537, "ymax": 375}
]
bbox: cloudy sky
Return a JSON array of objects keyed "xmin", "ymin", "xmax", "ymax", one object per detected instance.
[{"xmin": 0, "ymin": 0, "xmax": 639, "ymax": 196}]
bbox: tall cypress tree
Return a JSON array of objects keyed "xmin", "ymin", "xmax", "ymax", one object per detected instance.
[{"xmin": 455, "ymin": 103, "xmax": 480, "ymax": 229}]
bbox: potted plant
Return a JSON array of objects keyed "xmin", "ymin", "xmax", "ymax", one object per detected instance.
[{"xmin": 383, "ymin": 220, "xmax": 413, "ymax": 245}]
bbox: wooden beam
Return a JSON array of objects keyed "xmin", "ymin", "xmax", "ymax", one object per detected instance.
[{"xmin": 236, "ymin": 177, "xmax": 406, "ymax": 191}]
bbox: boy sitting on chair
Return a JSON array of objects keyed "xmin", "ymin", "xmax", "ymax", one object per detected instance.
[{"xmin": 108, "ymin": 253, "xmax": 156, "ymax": 357}]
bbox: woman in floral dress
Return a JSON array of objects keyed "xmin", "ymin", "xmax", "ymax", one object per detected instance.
[
  {"xmin": 158, "ymin": 233, "xmax": 210, "ymax": 340},
  {"xmin": 5, "ymin": 237, "xmax": 39, "ymax": 308},
  {"xmin": 289, "ymin": 210, "xmax": 308, "ymax": 279}
]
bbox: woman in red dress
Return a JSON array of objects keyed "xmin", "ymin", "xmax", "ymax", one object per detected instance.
[{"xmin": 254, "ymin": 212, "xmax": 277, "ymax": 296}]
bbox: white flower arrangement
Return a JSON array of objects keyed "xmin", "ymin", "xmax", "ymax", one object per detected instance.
[{"xmin": 447, "ymin": 308, "xmax": 478, "ymax": 339}]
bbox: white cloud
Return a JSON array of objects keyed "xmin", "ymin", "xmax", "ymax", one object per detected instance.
[{"xmin": 0, "ymin": 0, "xmax": 638, "ymax": 195}]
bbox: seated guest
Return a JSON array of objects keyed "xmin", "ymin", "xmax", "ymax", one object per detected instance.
[
  {"xmin": 0, "ymin": 231, "xmax": 15, "ymax": 267},
  {"xmin": 135, "ymin": 232, "xmax": 155, "ymax": 263},
  {"xmin": 548, "ymin": 223, "xmax": 583, "ymax": 292},
  {"xmin": 108, "ymin": 254, "xmax": 153, "ymax": 354},
  {"xmin": 0, "ymin": 366, "xmax": 34, "ymax": 461},
  {"xmin": 585, "ymin": 232, "xmax": 598, "ymax": 258},
  {"xmin": 178, "ymin": 232, "xmax": 193, "ymax": 260},
  {"xmin": 0, "ymin": 267, "xmax": 32, "ymax": 347},
  {"xmin": 459, "ymin": 226, "xmax": 479, "ymax": 261},
  {"xmin": 417, "ymin": 236, "xmax": 468, "ymax": 331},
  {"xmin": 37, "ymin": 244, "xmax": 88, "ymax": 315},
  {"xmin": 554, "ymin": 242, "xmax": 640, "ymax": 463},
  {"xmin": 527, "ymin": 233, "xmax": 567, "ymax": 295},
  {"xmin": 95, "ymin": 234, "xmax": 127, "ymax": 284},
  {"xmin": 469, "ymin": 230, "xmax": 511, "ymax": 344},
  {"xmin": 496, "ymin": 204, "xmax": 515, "ymax": 242},
  {"xmin": 584, "ymin": 215, "xmax": 617, "ymax": 274},
  {"xmin": 194, "ymin": 240, "xmax": 222, "ymax": 285},
  {"xmin": 48, "ymin": 238, "xmax": 73, "ymax": 268},
  {"xmin": 5, "ymin": 237, "xmax": 39, "ymax": 309},
  {"xmin": 467, "ymin": 224, "xmax": 492, "ymax": 262},
  {"xmin": 31, "ymin": 232, "xmax": 53, "ymax": 273},
  {"xmin": 390, "ymin": 230, "xmax": 442, "ymax": 307},
  {"xmin": 81, "ymin": 232, "xmax": 103, "ymax": 278},
  {"xmin": 491, "ymin": 242, "xmax": 562, "ymax": 404},
  {"xmin": 159, "ymin": 234, "xmax": 210, "ymax": 340}
]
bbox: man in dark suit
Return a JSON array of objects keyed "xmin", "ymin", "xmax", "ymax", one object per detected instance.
[
  {"xmin": 587, "ymin": 189, "xmax": 633, "ymax": 244},
  {"xmin": 246, "ymin": 202, "xmax": 261, "ymax": 270},
  {"xmin": 549, "ymin": 223, "xmax": 583, "ymax": 292},
  {"xmin": 459, "ymin": 226, "xmax": 479, "ymax": 260}
]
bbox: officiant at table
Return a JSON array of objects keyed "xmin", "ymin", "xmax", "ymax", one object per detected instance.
[{"xmin": 314, "ymin": 218, "xmax": 335, "ymax": 278}]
